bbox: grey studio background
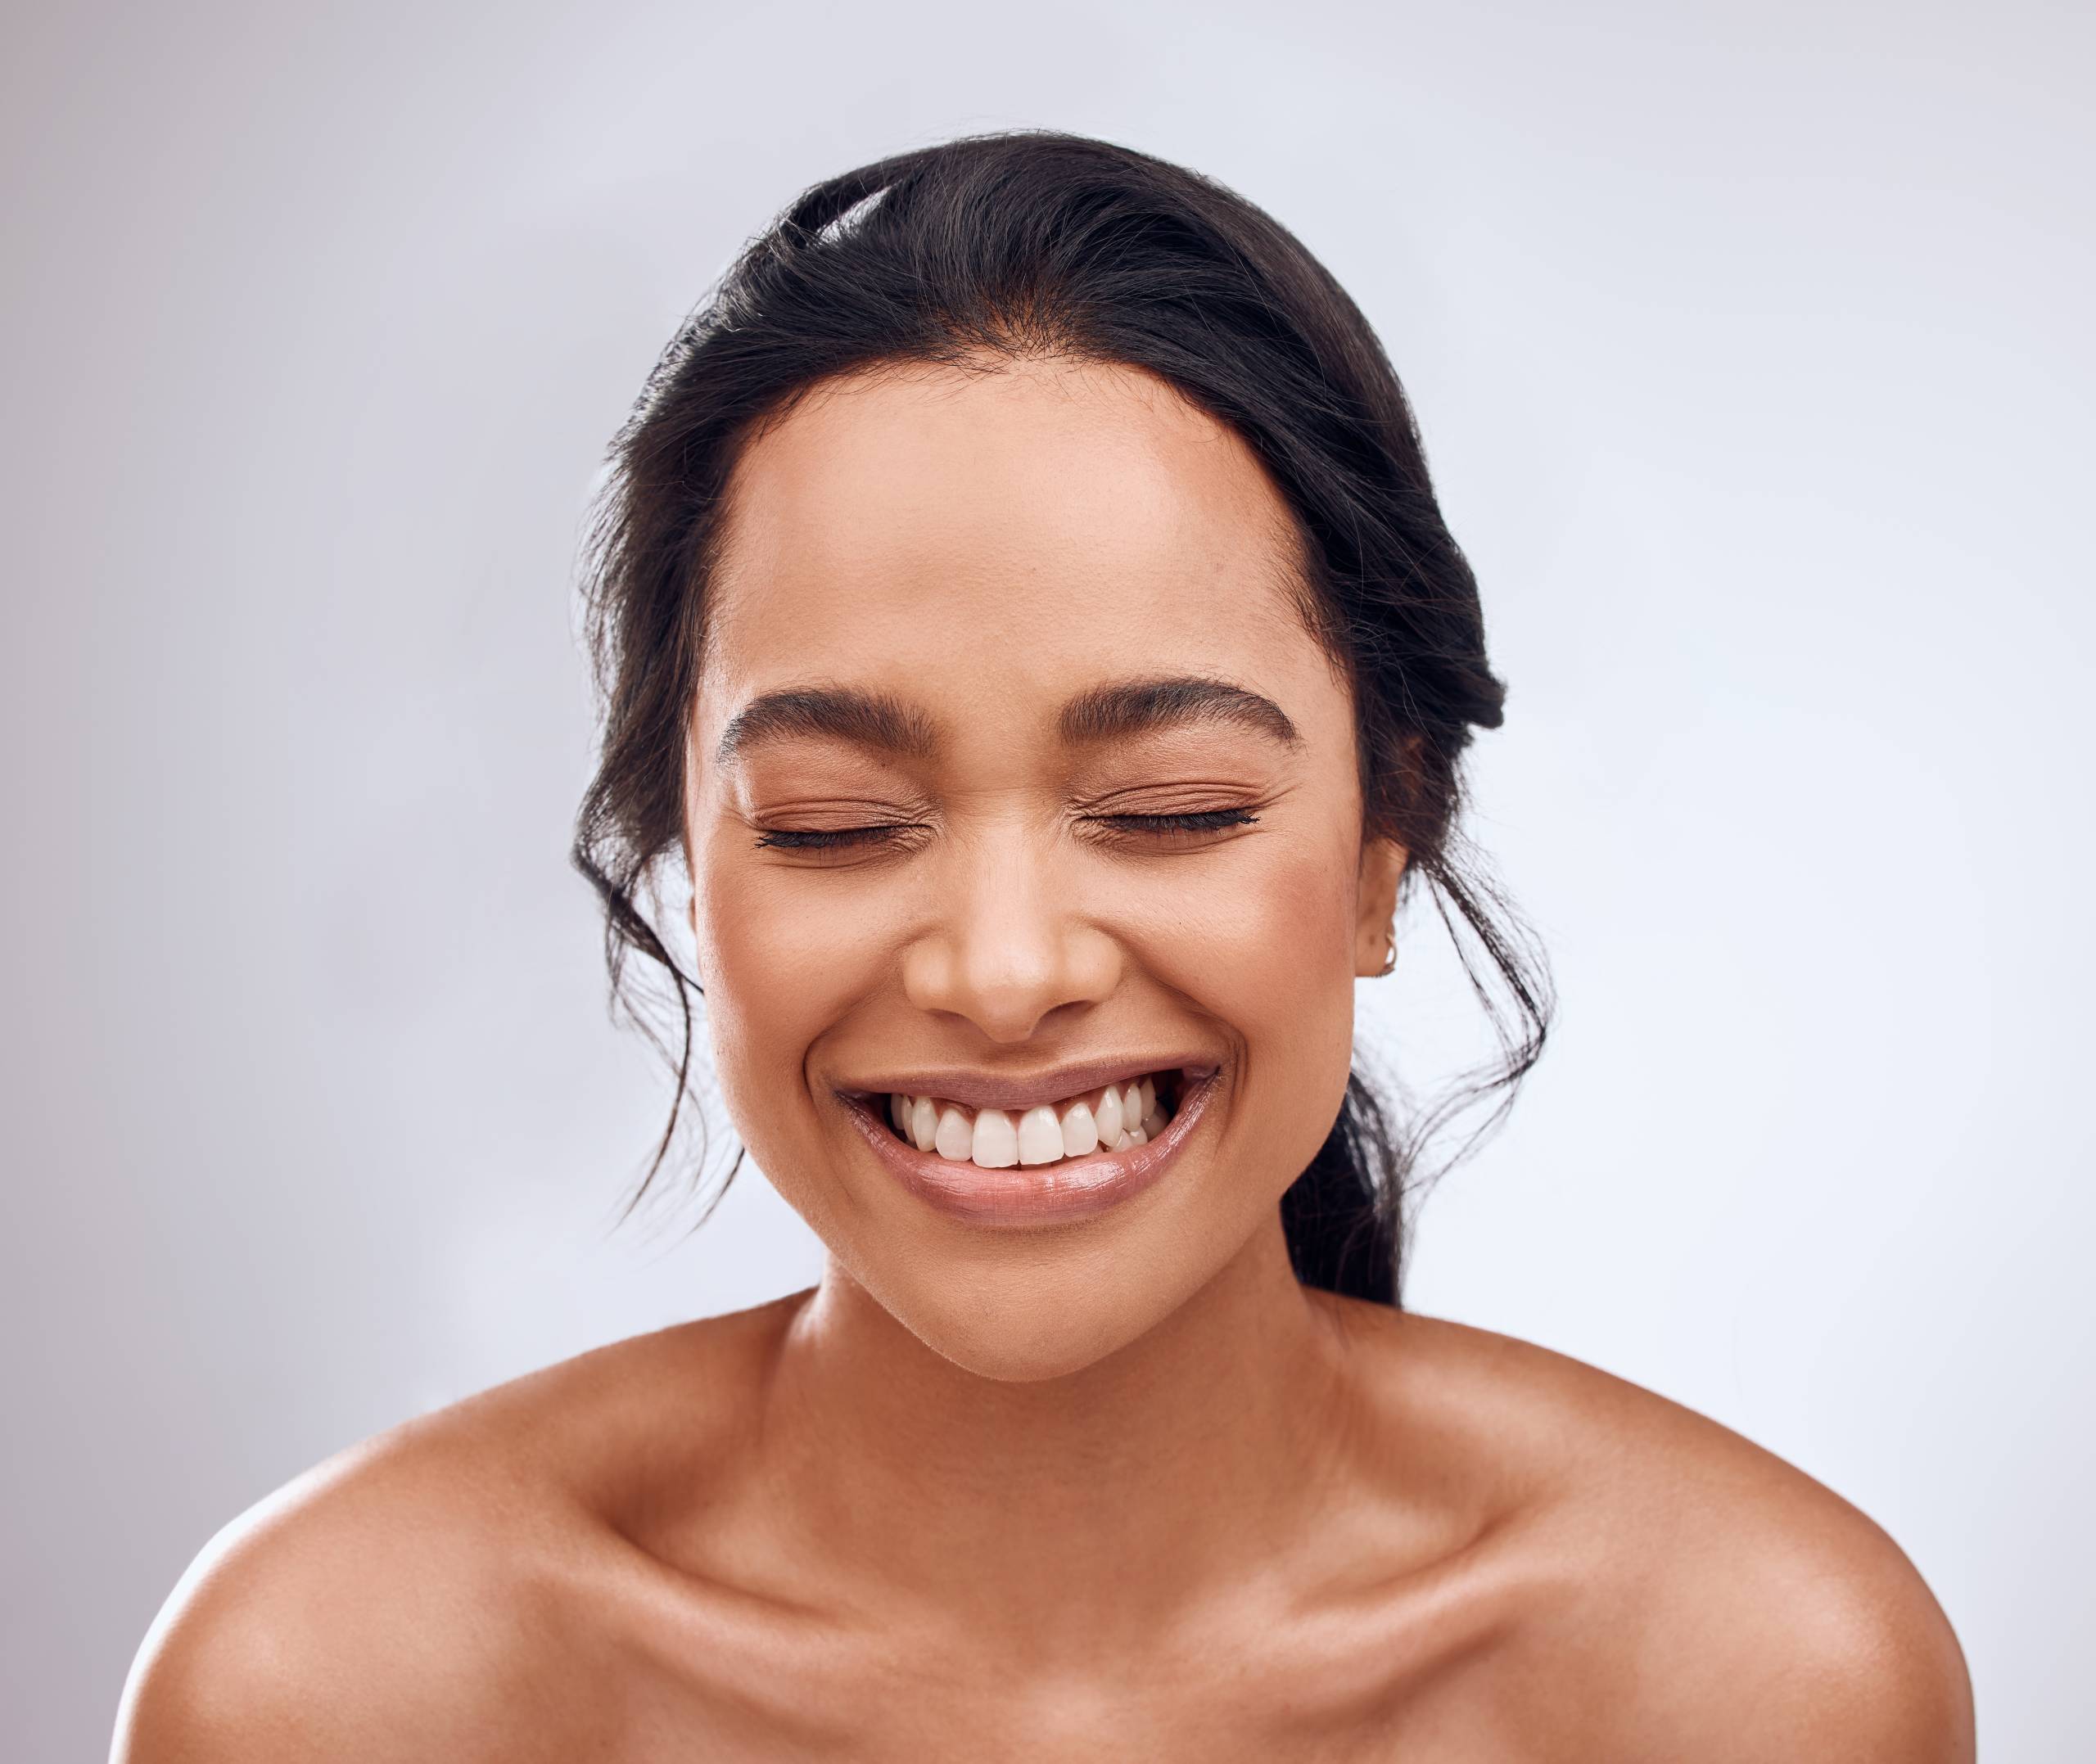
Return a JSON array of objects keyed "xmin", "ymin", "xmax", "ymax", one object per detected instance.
[{"xmin": 3, "ymin": 1, "xmax": 2089, "ymax": 1757}]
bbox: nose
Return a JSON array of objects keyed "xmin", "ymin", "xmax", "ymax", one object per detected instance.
[{"xmin": 900, "ymin": 815, "xmax": 1121, "ymax": 1043}]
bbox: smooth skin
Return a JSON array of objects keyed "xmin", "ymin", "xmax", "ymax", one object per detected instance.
[{"xmin": 115, "ymin": 359, "xmax": 1975, "ymax": 1761}]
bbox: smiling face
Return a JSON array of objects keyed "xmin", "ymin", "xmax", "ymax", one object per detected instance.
[{"xmin": 683, "ymin": 358, "xmax": 1405, "ymax": 1379}]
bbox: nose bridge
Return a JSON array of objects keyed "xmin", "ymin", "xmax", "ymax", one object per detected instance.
[{"xmin": 903, "ymin": 807, "xmax": 1111, "ymax": 1041}]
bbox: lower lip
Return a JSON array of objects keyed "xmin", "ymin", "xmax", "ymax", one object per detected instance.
[{"xmin": 839, "ymin": 1071, "xmax": 1222, "ymax": 1229}]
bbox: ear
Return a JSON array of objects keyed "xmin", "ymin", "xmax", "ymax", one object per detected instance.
[
  {"xmin": 1353, "ymin": 836, "xmax": 1410, "ymax": 977},
  {"xmin": 678, "ymin": 814, "xmax": 707, "ymax": 985}
]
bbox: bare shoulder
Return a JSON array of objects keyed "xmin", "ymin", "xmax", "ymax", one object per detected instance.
[
  {"xmin": 1320, "ymin": 1297, "xmax": 1976, "ymax": 1762},
  {"xmin": 112, "ymin": 1292, "xmax": 806, "ymax": 1763}
]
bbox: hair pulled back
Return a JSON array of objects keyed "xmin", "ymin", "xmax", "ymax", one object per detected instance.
[{"xmin": 574, "ymin": 130, "xmax": 1552, "ymax": 1306}]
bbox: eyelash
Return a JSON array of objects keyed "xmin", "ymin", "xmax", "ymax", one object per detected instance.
[{"xmin": 752, "ymin": 808, "xmax": 1259, "ymax": 852}]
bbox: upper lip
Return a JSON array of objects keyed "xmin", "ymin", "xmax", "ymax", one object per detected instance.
[{"xmin": 837, "ymin": 1054, "xmax": 1222, "ymax": 1114}]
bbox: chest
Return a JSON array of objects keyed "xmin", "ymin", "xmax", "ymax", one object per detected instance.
[{"xmin": 603, "ymin": 1605, "xmax": 1556, "ymax": 1763}]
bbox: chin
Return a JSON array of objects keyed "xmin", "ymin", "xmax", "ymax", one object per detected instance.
[
  {"xmin": 870, "ymin": 1252, "xmax": 1195, "ymax": 1384},
  {"xmin": 922, "ymin": 1315, "xmax": 1138, "ymax": 1384}
]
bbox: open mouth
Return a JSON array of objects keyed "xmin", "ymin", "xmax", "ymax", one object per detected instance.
[
  {"xmin": 879, "ymin": 1069, "xmax": 1181, "ymax": 1170},
  {"xmin": 838, "ymin": 1066, "xmax": 1222, "ymax": 1227}
]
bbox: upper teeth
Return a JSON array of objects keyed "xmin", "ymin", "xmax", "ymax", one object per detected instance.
[{"xmin": 886, "ymin": 1076, "xmax": 1174, "ymax": 1169}]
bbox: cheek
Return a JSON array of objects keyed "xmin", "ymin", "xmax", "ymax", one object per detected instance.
[
  {"xmin": 1149, "ymin": 835, "xmax": 1361, "ymax": 1181},
  {"xmin": 690, "ymin": 839, "xmax": 873, "ymax": 1161}
]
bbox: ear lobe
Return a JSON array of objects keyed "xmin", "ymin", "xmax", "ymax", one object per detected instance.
[{"xmin": 1354, "ymin": 837, "xmax": 1410, "ymax": 977}]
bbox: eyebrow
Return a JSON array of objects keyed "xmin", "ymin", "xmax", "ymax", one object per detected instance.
[
  {"xmin": 1058, "ymin": 675, "xmax": 1302, "ymax": 750},
  {"xmin": 713, "ymin": 674, "xmax": 1301, "ymax": 766},
  {"xmin": 714, "ymin": 686, "xmax": 939, "ymax": 767}
]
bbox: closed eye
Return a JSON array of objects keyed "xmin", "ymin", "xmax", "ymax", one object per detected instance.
[
  {"xmin": 751, "ymin": 825, "xmax": 911, "ymax": 850},
  {"xmin": 1094, "ymin": 809, "xmax": 1259, "ymax": 835},
  {"xmin": 1073, "ymin": 805, "xmax": 1263, "ymax": 855}
]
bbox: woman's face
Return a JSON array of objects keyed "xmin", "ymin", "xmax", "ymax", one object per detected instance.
[{"xmin": 684, "ymin": 359, "xmax": 1403, "ymax": 1380}]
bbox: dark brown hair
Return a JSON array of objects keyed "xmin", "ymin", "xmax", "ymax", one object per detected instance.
[{"xmin": 573, "ymin": 130, "xmax": 1553, "ymax": 1305}]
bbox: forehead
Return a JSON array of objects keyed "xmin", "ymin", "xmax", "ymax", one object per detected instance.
[{"xmin": 702, "ymin": 359, "xmax": 1321, "ymax": 710}]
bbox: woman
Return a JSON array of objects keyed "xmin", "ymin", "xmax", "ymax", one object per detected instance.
[{"xmin": 116, "ymin": 132, "xmax": 1973, "ymax": 1759}]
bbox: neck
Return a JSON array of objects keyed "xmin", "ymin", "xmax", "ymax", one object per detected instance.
[{"xmin": 750, "ymin": 1215, "xmax": 1362, "ymax": 1649}]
